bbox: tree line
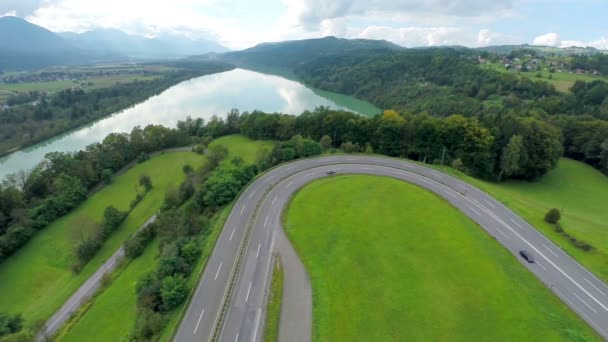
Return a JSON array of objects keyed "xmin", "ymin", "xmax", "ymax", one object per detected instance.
[
  {"xmin": 2, "ymin": 103, "xmax": 604, "ymax": 268},
  {"xmin": 0, "ymin": 124, "xmax": 191, "ymax": 264}
]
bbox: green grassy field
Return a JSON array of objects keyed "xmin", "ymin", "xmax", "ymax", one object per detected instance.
[
  {"xmin": 56, "ymin": 135, "xmax": 274, "ymax": 341},
  {"xmin": 263, "ymin": 259, "xmax": 284, "ymax": 342},
  {"xmin": 210, "ymin": 134, "xmax": 275, "ymax": 165},
  {"xmin": 0, "ymin": 75, "xmax": 159, "ymax": 94},
  {"xmin": 429, "ymin": 158, "xmax": 608, "ymax": 283},
  {"xmin": 480, "ymin": 62, "xmax": 606, "ymax": 92},
  {"xmin": 0, "ymin": 152, "xmax": 204, "ymax": 328},
  {"xmin": 58, "ymin": 239, "xmax": 160, "ymax": 342},
  {"xmin": 285, "ymin": 175, "xmax": 600, "ymax": 341}
]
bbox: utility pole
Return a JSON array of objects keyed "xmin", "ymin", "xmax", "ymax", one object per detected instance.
[{"xmin": 440, "ymin": 146, "xmax": 446, "ymax": 166}]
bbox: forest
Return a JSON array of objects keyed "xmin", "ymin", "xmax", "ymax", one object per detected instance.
[{"xmin": 284, "ymin": 48, "xmax": 608, "ymax": 174}]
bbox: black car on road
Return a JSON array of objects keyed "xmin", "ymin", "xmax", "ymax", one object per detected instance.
[{"xmin": 519, "ymin": 250, "xmax": 535, "ymax": 263}]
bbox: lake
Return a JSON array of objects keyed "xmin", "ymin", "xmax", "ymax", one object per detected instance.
[{"xmin": 0, "ymin": 68, "xmax": 379, "ymax": 179}]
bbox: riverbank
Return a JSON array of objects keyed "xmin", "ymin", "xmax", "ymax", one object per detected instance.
[{"xmin": 0, "ymin": 63, "xmax": 234, "ymax": 158}]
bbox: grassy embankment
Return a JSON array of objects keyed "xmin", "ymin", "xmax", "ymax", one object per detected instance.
[
  {"xmin": 428, "ymin": 158, "xmax": 608, "ymax": 283},
  {"xmin": 263, "ymin": 259, "xmax": 284, "ymax": 342},
  {"xmin": 285, "ymin": 175, "xmax": 601, "ymax": 341},
  {"xmin": 56, "ymin": 135, "xmax": 275, "ymax": 341},
  {"xmin": 0, "ymin": 152, "xmax": 204, "ymax": 329}
]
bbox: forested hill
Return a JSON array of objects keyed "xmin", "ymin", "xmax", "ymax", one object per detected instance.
[
  {"xmin": 217, "ymin": 37, "xmax": 608, "ymax": 176},
  {"xmin": 220, "ymin": 36, "xmax": 402, "ymax": 69}
]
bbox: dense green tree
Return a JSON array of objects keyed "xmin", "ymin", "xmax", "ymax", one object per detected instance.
[
  {"xmin": 139, "ymin": 175, "xmax": 153, "ymax": 192},
  {"xmin": 499, "ymin": 135, "xmax": 525, "ymax": 180},
  {"xmin": 319, "ymin": 135, "xmax": 333, "ymax": 151},
  {"xmin": 160, "ymin": 274, "xmax": 188, "ymax": 311}
]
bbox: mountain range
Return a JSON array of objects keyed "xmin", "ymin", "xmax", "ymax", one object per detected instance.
[{"xmin": 0, "ymin": 16, "xmax": 229, "ymax": 70}]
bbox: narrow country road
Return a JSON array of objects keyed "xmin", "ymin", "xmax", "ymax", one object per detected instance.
[
  {"xmin": 175, "ymin": 155, "xmax": 608, "ymax": 342},
  {"xmin": 38, "ymin": 215, "xmax": 157, "ymax": 341}
]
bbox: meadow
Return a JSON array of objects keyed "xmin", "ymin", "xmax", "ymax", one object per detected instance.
[
  {"xmin": 285, "ymin": 175, "xmax": 600, "ymax": 341},
  {"xmin": 0, "ymin": 151, "xmax": 204, "ymax": 327},
  {"xmin": 430, "ymin": 158, "xmax": 608, "ymax": 283},
  {"xmin": 56, "ymin": 135, "xmax": 274, "ymax": 340}
]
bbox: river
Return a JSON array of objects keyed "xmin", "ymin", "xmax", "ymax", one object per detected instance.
[{"xmin": 0, "ymin": 68, "xmax": 379, "ymax": 179}]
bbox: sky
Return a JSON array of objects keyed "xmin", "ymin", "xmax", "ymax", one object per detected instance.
[{"xmin": 0, "ymin": 0, "xmax": 607, "ymax": 50}]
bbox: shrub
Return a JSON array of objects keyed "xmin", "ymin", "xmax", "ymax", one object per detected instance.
[
  {"xmin": 544, "ymin": 208, "xmax": 561, "ymax": 224},
  {"xmin": 0, "ymin": 313, "xmax": 23, "ymax": 337},
  {"xmin": 137, "ymin": 152, "xmax": 150, "ymax": 163},
  {"xmin": 136, "ymin": 273, "xmax": 162, "ymax": 311},
  {"xmin": 130, "ymin": 192, "xmax": 145, "ymax": 209},
  {"xmin": 124, "ymin": 224, "xmax": 156, "ymax": 259},
  {"xmin": 101, "ymin": 205, "xmax": 128, "ymax": 238},
  {"xmin": 160, "ymin": 274, "xmax": 188, "ymax": 311},
  {"xmin": 451, "ymin": 158, "xmax": 465, "ymax": 171},
  {"xmin": 139, "ymin": 175, "xmax": 153, "ymax": 192},
  {"xmin": 554, "ymin": 223, "xmax": 564, "ymax": 233},
  {"xmin": 320, "ymin": 135, "xmax": 332, "ymax": 151},
  {"xmin": 132, "ymin": 309, "xmax": 164, "ymax": 341}
]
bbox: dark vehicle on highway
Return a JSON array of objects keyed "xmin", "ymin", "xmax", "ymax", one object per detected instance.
[
  {"xmin": 519, "ymin": 250, "xmax": 535, "ymax": 263},
  {"xmin": 326, "ymin": 170, "xmax": 336, "ymax": 175}
]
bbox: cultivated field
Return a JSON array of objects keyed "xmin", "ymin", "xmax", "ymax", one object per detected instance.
[{"xmin": 285, "ymin": 175, "xmax": 600, "ymax": 341}]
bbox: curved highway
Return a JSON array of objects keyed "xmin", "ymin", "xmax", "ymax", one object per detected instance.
[{"xmin": 174, "ymin": 155, "xmax": 608, "ymax": 341}]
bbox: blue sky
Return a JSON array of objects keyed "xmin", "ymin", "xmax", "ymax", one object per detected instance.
[{"xmin": 1, "ymin": 0, "xmax": 606, "ymax": 50}]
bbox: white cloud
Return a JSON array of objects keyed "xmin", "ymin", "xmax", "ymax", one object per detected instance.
[
  {"xmin": 533, "ymin": 32, "xmax": 608, "ymax": 50},
  {"xmin": 533, "ymin": 32, "xmax": 561, "ymax": 46},
  {"xmin": 477, "ymin": 29, "xmax": 521, "ymax": 46},
  {"xmin": 357, "ymin": 26, "xmax": 463, "ymax": 47},
  {"xmin": 0, "ymin": 0, "xmax": 60, "ymax": 17},
  {"xmin": 283, "ymin": 0, "xmax": 518, "ymax": 30},
  {"xmin": 349, "ymin": 26, "xmax": 520, "ymax": 48}
]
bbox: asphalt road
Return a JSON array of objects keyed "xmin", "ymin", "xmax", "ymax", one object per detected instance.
[
  {"xmin": 38, "ymin": 215, "xmax": 157, "ymax": 341},
  {"xmin": 174, "ymin": 155, "xmax": 608, "ymax": 342}
]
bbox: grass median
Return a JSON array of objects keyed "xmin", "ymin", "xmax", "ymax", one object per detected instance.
[
  {"xmin": 263, "ymin": 258, "xmax": 284, "ymax": 342},
  {"xmin": 285, "ymin": 175, "xmax": 601, "ymax": 341}
]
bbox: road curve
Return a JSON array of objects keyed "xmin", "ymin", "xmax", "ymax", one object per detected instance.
[{"xmin": 174, "ymin": 155, "xmax": 608, "ymax": 342}]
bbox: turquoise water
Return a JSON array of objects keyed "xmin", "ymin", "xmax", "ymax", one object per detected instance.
[{"xmin": 0, "ymin": 68, "xmax": 379, "ymax": 179}]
